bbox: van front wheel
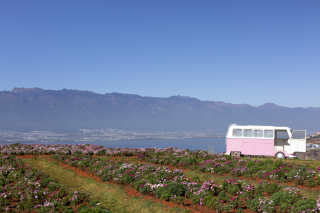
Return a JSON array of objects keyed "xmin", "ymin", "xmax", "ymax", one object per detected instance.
[
  {"xmin": 276, "ymin": 152, "xmax": 285, "ymax": 159},
  {"xmin": 231, "ymin": 151, "xmax": 241, "ymax": 157}
]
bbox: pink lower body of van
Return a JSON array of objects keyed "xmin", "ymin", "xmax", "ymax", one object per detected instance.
[{"xmin": 226, "ymin": 138, "xmax": 289, "ymax": 157}]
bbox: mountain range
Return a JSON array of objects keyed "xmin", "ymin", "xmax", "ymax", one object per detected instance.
[{"xmin": 0, "ymin": 87, "xmax": 319, "ymax": 133}]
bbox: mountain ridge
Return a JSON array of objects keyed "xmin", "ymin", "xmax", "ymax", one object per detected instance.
[{"xmin": 0, "ymin": 87, "xmax": 319, "ymax": 133}]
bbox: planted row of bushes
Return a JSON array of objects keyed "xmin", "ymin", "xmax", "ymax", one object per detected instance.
[
  {"xmin": 52, "ymin": 154, "xmax": 320, "ymax": 212},
  {"xmin": 0, "ymin": 144, "xmax": 184, "ymax": 156},
  {"xmin": 143, "ymin": 151, "xmax": 319, "ymax": 186},
  {"xmin": 0, "ymin": 154, "xmax": 111, "ymax": 212},
  {"xmin": 2, "ymin": 144, "xmax": 320, "ymax": 187}
]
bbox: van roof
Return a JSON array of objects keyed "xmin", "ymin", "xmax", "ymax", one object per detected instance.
[{"xmin": 229, "ymin": 124, "xmax": 291, "ymax": 130}]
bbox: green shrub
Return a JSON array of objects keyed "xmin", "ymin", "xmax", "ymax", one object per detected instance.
[
  {"xmin": 270, "ymin": 192, "xmax": 286, "ymax": 206},
  {"xmin": 294, "ymin": 177, "xmax": 305, "ymax": 186},
  {"xmin": 223, "ymin": 204, "xmax": 234, "ymax": 213},
  {"xmin": 264, "ymin": 182, "xmax": 280, "ymax": 195},
  {"xmin": 171, "ymin": 196, "xmax": 184, "ymax": 204},
  {"xmin": 203, "ymin": 196, "xmax": 218, "ymax": 209},
  {"xmin": 227, "ymin": 184, "xmax": 240, "ymax": 196},
  {"xmin": 279, "ymin": 203, "xmax": 291, "ymax": 213},
  {"xmin": 185, "ymin": 191, "xmax": 193, "ymax": 199},
  {"xmin": 307, "ymin": 178, "xmax": 316, "ymax": 188},
  {"xmin": 255, "ymin": 183, "xmax": 264, "ymax": 195},
  {"xmin": 191, "ymin": 196, "xmax": 200, "ymax": 205},
  {"xmin": 272, "ymin": 160, "xmax": 283, "ymax": 170},
  {"xmin": 166, "ymin": 183, "xmax": 187, "ymax": 196},
  {"xmin": 292, "ymin": 198, "xmax": 317, "ymax": 212},
  {"xmin": 153, "ymin": 183, "xmax": 186, "ymax": 201},
  {"xmin": 101, "ymin": 174, "xmax": 112, "ymax": 182},
  {"xmin": 280, "ymin": 177, "xmax": 287, "ymax": 183},
  {"xmin": 246, "ymin": 160, "xmax": 255, "ymax": 168},
  {"xmin": 121, "ymin": 173, "xmax": 135, "ymax": 185},
  {"xmin": 218, "ymin": 191, "xmax": 230, "ymax": 202},
  {"xmin": 139, "ymin": 186, "xmax": 150, "ymax": 194},
  {"xmin": 236, "ymin": 208, "xmax": 244, "ymax": 213},
  {"xmin": 134, "ymin": 180, "xmax": 146, "ymax": 191},
  {"xmin": 248, "ymin": 197, "xmax": 260, "ymax": 212}
]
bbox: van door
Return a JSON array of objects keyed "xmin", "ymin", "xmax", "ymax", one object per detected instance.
[
  {"xmin": 289, "ymin": 130, "xmax": 306, "ymax": 153},
  {"xmin": 275, "ymin": 130, "xmax": 290, "ymax": 151}
]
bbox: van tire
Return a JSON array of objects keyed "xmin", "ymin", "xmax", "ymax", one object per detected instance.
[
  {"xmin": 231, "ymin": 151, "xmax": 241, "ymax": 157},
  {"xmin": 276, "ymin": 152, "xmax": 285, "ymax": 159}
]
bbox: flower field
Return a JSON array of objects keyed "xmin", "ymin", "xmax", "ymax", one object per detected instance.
[
  {"xmin": 2, "ymin": 143, "xmax": 320, "ymax": 212},
  {"xmin": 0, "ymin": 154, "xmax": 111, "ymax": 212}
]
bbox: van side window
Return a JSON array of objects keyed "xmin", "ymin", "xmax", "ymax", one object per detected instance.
[
  {"xmin": 243, "ymin": 129, "xmax": 253, "ymax": 137},
  {"xmin": 276, "ymin": 131, "xmax": 289, "ymax": 139},
  {"xmin": 233, "ymin": 129, "xmax": 242, "ymax": 137},
  {"xmin": 264, "ymin": 130, "xmax": 273, "ymax": 138},
  {"xmin": 253, "ymin": 130, "xmax": 263, "ymax": 137}
]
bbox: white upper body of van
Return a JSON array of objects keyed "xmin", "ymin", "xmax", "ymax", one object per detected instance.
[{"xmin": 226, "ymin": 124, "xmax": 292, "ymax": 138}]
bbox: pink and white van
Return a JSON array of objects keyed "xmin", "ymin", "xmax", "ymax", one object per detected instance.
[{"xmin": 225, "ymin": 124, "xmax": 306, "ymax": 158}]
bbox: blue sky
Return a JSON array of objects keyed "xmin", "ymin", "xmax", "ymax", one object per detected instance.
[{"xmin": 1, "ymin": 0, "xmax": 319, "ymax": 108}]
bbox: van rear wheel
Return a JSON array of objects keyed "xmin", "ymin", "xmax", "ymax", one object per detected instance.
[
  {"xmin": 276, "ymin": 152, "xmax": 285, "ymax": 159},
  {"xmin": 231, "ymin": 151, "xmax": 241, "ymax": 157}
]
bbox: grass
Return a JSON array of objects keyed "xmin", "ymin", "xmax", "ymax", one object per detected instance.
[
  {"xmin": 184, "ymin": 170, "xmax": 234, "ymax": 184},
  {"xmin": 98, "ymin": 156, "xmax": 140, "ymax": 164},
  {"xmin": 22, "ymin": 157, "xmax": 189, "ymax": 213}
]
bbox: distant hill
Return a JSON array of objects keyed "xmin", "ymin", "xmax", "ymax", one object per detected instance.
[{"xmin": 0, "ymin": 87, "xmax": 319, "ymax": 133}]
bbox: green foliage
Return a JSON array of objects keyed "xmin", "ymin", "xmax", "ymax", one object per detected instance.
[
  {"xmin": 227, "ymin": 184, "xmax": 240, "ymax": 196},
  {"xmin": 192, "ymin": 176, "xmax": 201, "ymax": 183},
  {"xmin": 236, "ymin": 208, "xmax": 244, "ymax": 213},
  {"xmin": 203, "ymin": 196, "xmax": 218, "ymax": 209},
  {"xmin": 134, "ymin": 180, "xmax": 146, "ymax": 191},
  {"xmin": 171, "ymin": 196, "xmax": 185, "ymax": 205},
  {"xmin": 270, "ymin": 192, "xmax": 287, "ymax": 206},
  {"xmin": 264, "ymin": 182, "xmax": 281, "ymax": 195},
  {"xmin": 121, "ymin": 173, "xmax": 135, "ymax": 185},
  {"xmin": 101, "ymin": 174, "xmax": 112, "ymax": 182},
  {"xmin": 255, "ymin": 183, "xmax": 264, "ymax": 195},
  {"xmin": 218, "ymin": 191, "xmax": 230, "ymax": 202},
  {"xmin": 223, "ymin": 204, "xmax": 234, "ymax": 213},
  {"xmin": 294, "ymin": 177, "xmax": 305, "ymax": 186},
  {"xmin": 272, "ymin": 160, "xmax": 284, "ymax": 170},
  {"xmin": 292, "ymin": 198, "xmax": 317, "ymax": 212},
  {"xmin": 153, "ymin": 183, "xmax": 187, "ymax": 201},
  {"xmin": 246, "ymin": 160, "xmax": 255, "ymax": 168},
  {"xmin": 307, "ymin": 178, "xmax": 316, "ymax": 188},
  {"xmin": 248, "ymin": 197, "xmax": 261, "ymax": 212},
  {"xmin": 139, "ymin": 186, "xmax": 150, "ymax": 194}
]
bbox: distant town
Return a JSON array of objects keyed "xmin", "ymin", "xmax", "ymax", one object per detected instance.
[{"xmin": 0, "ymin": 129, "xmax": 226, "ymax": 143}]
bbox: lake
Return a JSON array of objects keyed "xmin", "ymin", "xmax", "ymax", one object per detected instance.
[{"xmin": 1, "ymin": 137, "xmax": 226, "ymax": 153}]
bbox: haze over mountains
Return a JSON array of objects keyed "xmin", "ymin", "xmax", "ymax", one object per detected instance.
[{"xmin": 0, "ymin": 88, "xmax": 319, "ymax": 133}]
